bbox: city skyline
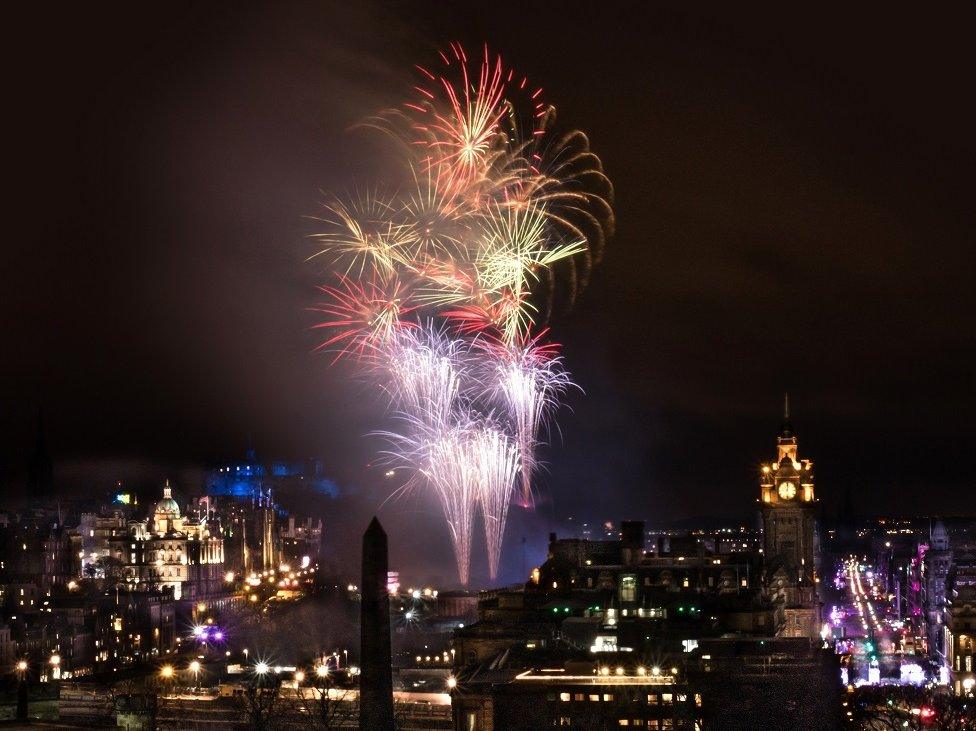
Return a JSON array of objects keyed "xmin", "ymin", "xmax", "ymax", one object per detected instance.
[{"xmin": 3, "ymin": 4, "xmax": 975, "ymax": 560}]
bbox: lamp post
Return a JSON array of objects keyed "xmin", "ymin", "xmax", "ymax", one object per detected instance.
[{"xmin": 16, "ymin": 660, "xmax": 29, "ymax": 721}]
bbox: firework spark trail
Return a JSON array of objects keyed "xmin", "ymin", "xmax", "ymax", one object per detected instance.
[
  {"xmin": 481, "ymin": 336, "xmax": 573, "ymax": 507},
  {"xmin": 420, "ymin": 423, "xmax": 482, "ymax": 586},
  {"xmin": 309, "ymin": 275, "xmax": 415, "ymax": 363},
  {"xmin": 384, "ymin": 325, "xmax": 465, "ymax": 430},
  {"xmin": 311, "ymin": 43, "xmax": 612, "ymax": 584},
  {"xmin": 475, "ymin": 202, "xmax": 586, "ymax": 344},
  {"xmin": 472, "ymin": 427, "xmax": 521, "ymax": 580}
]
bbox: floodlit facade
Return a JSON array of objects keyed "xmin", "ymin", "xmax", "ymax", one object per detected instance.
[{"xmin": 109, "ymin": 482, "xmax": 225, "ymax": 601}]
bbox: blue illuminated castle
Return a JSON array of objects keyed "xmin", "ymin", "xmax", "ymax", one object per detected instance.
[{"xmin": 204, "ymin": 448, "xmax": 340, "ymax": 500}]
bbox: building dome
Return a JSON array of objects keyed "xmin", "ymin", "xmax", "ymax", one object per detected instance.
[{"xmin": 155, "ymin": 482, "xmax": 181, "ymax": 519}]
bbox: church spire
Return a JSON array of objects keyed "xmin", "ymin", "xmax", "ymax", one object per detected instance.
[{"xmin": 779, "ymin": 393, "xmax": 795, "ymax": 440}]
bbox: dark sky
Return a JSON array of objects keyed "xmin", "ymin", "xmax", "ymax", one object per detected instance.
[{"xmin": 3, "ymin": 3, "xmax": 975, "ymax": 579}]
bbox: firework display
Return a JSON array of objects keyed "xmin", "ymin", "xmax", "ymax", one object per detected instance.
[{"xmin": 312, "ymin": 43, "xmax": 613, "ymax": 583}]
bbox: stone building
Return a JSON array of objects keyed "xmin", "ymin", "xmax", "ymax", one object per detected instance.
[
  {"xmin": 109, "ymin": 482, "xmax": 225, "ymax": 601},
  {"xmin": 944, "ymin": 584, "xmax": 976, "ymax": 697}
]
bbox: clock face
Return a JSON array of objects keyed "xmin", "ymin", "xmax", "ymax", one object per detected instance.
[{"xmin": 778, "ymin": 481, "xmax": 797, "ymax": 500}]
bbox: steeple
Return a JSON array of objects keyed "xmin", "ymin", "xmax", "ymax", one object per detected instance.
[
  {"xmin": 777, "ymin": 394, "xmax": 797, "ymax": 461},
  {"xmin": 779, "ymin": 392, "xmax": 794, "ymax": 438}
]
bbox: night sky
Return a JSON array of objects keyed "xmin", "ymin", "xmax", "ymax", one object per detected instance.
[{"xmin": 3, "ymin": 3, "xmax": 974, "ymax": 580}]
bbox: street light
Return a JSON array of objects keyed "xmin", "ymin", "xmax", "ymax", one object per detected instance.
[
  {"xmin": 294, "ymin": 671, "xmax": 305, "ymax": 684},
  {"xmin": 255, "ymin": 662, "xmax": 270, "ymax": 675},
  {"xmin": 160, "ymin": 664, "xmax": 175, "ymax": 680},
  {"xmin": 315, "ymin": 664, "xmax": 329, "ymax": 678},
  {"xmin": 16, "ymin": 660, "xmax": 28, "ymax": 674},
  {"xmin": 446, "ymin": 676, "xmax": 457, "ymax": 689}
]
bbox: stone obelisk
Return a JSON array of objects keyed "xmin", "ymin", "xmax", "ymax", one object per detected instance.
[{"xmin": 360, "ymin": 517, "xmax": 394, "ymax": 729}]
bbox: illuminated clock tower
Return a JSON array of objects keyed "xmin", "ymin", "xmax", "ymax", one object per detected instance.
[{"xmin": 759, "ymin": 396, "xmax": 819, "ymax": 637}]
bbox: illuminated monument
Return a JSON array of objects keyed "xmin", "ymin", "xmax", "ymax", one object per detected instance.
[{"xmin": 759, "ymin": 396, "xmax": 820, "ymax": 638}]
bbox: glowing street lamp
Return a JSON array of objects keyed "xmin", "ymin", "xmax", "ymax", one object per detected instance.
[
  {"xmin": 160, "ymin": 664, "xmax": 175, "ymax": 680},
  {"xmin": 255, "ymin": 662, "xmax": 270, "ymax": 675},
  {"xmin": 446, "ymin": 676, "xmax": 457, "ymax": 689},
  {"xmin": 315, "ymin": 664, "xmax": 329, "ymax": 678}
]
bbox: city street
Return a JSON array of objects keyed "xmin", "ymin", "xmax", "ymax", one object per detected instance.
[{"xmin": 828, "ymin": 558, "xmax": 926, "ymax": 687}]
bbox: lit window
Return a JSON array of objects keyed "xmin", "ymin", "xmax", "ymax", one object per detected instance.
[
  {"xmin": 620, "ymin": 575, "xmax": 637, "ymax": 603},
  {"xmin": 574, "ymin": 693, "xmax": 585, "ymax": 701},
  {"xmin": 661, "ymin": 693, "xmax": 673, "ymax": 704},
  {"xmin": 647, "ymin": 694, "xmax": 658, "ymax": 704},
  {"xmin": 589, "ymin": 694, "xmax": 600, "ymax": 702},
  {"xmin": 560, "ymin": 692, "xmax": 571, "ymax": 702},
  {"xmin": 603, "ymin": 694, "xmax": 614, "ymax": 702}
]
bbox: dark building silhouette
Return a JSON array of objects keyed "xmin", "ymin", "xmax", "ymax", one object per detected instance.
[
  {"xmin": 360, "ymin": 517, "xmax": 394, "ymax": 730},
  {"xmin": 26, "ymin": 413, "xmax": 53, "ymax": 504}
]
